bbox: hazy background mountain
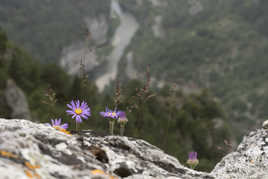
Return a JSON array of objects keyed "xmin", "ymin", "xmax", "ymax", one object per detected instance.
[{"xmin": 1, "ymin": 0, "xmax": 268, "ymax": 171}]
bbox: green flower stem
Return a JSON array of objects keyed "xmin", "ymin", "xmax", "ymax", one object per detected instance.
[
  {"xmin": 76, "ymin": 122, "xmax": 79, "ymax": 132},
  {"xmin": 191, "ymin": 164, "xmax": 197, "ymax": 169},
  {"xmin": 109, "ymin": 120, "xmax": 115, "ymax": 135},
  {"xmin": 120, "ymin": 123, "xmax": 125, "ymax": 136}
]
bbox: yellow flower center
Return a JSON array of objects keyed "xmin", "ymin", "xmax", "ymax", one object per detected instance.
[
  {"xmin": 111, "ymin": 112, "xmax": 116, "ymax": 117},
  {"xmin": 75, "ymin": 108, "xmax": 82, "ymax": 115}
]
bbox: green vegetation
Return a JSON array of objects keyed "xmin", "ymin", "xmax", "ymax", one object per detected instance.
[
  {"xmin": 2, "ymin": 0, "xmax": 268, "ymax": 138},
  {"xmin": 3, "ymin": 0, "xmax": 268, "ymax": 172},
  {"xmin": 117, "ymin": 0, "xmax": 268, "ymax": 139},
  {"xmin": 0, "ymin": 28, "xmax": 231, "ymax": 172},
  {"xmin": 0, "ymin": 0, "xmax": 110, "ymax": 62}
]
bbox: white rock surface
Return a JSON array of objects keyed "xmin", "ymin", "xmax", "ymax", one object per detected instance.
[
  {"xmin": 0, "ymin": 118, "xmax": 267, "ymax": 179},
  {"xmin": 0, "ymin": 118, "xmax": 213, "ymax": 179},
  {"xmin": 211, "ymin": 129, "xmax": 268, "ymax": 179}
]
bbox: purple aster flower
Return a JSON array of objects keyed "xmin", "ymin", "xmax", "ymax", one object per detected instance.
[
  {"xmin": 100, "ymin": 107, "xmax": 120, "ymax": 119},
  {"xmin": 49, "ymin": 118, "xmax": 68, "ymax": 130},
  {"xmin": 117, "ymin": 111, "xmax": 128, "ymax": 136},
  {"xmin": 117, "ymin": 111, "xmax": 128, "ymax": 123},
  {"xmin": 100, "ymin": 107, "xmax": 112, "ymax": 118},
  {"xmin": 100, "ymin": 107, "xmax": 122, "ymax": 135},
  {"xmin": 66, "ymin": 100, "xmax": 91, "ymax": 123},
  {"xmin": 186, "ymin": 151, "xmax": 199, "ymax": 169},
  {"xmin": 188, "ymin": 152, "xmax": 197, "ymax": 160}
]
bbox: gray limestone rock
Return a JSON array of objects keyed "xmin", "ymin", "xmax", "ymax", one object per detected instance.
[
  {"xmin": 211, "ymin": 129, "xmax": 268, "ymax": 179},
  {"xmin": 0, "ymin": 118, "xmax": 212, "ymax": 179},
  {"xmin": 59, "ymin": 14, "xmax": 107, "ymax": 76},
  {"xmin": 4, "ymin": 79, "xmax": 31, "ymax": 120},
  {"xmin": 60, "ymin": 42, "xmax": 99, "ymax": 76},
  {"xmin": 0, "ymin": 118, "xmax": 267, "ymax": 179}
]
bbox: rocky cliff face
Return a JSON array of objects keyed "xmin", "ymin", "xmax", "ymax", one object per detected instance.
[
  {"xmin": 60, "ymin": 0, "xmax": 139, "ymax": 91},
  {"xmin": 0, "ymin": 118, "xmax": 267, "ymax": 179},
  {"xmin": 60, "ymin": 42, "xmax": 99, "ymax": 76}
]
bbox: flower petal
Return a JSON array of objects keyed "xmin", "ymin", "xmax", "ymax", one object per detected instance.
[
  {"xmin": 71, "ymin": 100, "xmax": 76, "ymax": 109},
  {"xmin": 80, "ymin": 114, "xmax": 88, "ymax": 119},
  {"xmin": 118, "ymin": 111, "xmax": 125, "ymax": 118},
  {"xmin": 67, "ymin": 104, "xmax": 73, "ymax": 109},
  {"xmin": 81, "ymin": 101, "xmax": 87, "ymax": 109},
  {"xmin": 75, "ymin": 115, "xmax": 82, "ymax": 123},
  {"xmin": 66, "ymin": 110, "xmax": 75, "ymax": 115},
  {"xmin": 75, "ymin": 100, "xmax": 80, "ymax": 109},
  {"xmin": 56, "ymin": 118, "xmax": 62, "ymax": 126},
  {"xmin": 72, "ymin": 114, "xmax": 77, "ymax": 119},
  {"xmin": 83, "ymin": 110, "xmax": 90, "ymax": 116},
  {"xmin": 105, "ymin": 107, "xmax": 110, "ymax": 112},
  {"xmin": 51, "ymin": 119, "xmax": 55, "ymax": 126},
  {"xmin": 100, "ymin": 112, "xmax": 105, "ymax": 117},
  {"xmin": 61, "ymin": 123, "xmax": 68, "ymax": 130}
]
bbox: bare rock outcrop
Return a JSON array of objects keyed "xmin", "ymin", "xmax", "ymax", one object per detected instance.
[
  {"xmin": 211, "ymin": 127, "xmax": 268, "ymax": 179},
  {"xmin": 60, "ymin": 43, "xmax": 99, "ymax": 76},
  {"xmin": 0, "ymin": 119, "xmax": 212, "ymax": 179},
  {"xmin": 0, "ymin": 118, "xmax": 267, "ymax": 179},
  {"xmin": 59, "ymin": 14, "xmax": 107, "ymax": 76},
  {"xmin": 4, "ymin": 79, "xmax": 31, "ymax": 120}
]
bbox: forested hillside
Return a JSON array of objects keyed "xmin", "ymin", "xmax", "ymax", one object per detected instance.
[
  {"xmin": 118, "ymin": 0, "xmax": 268, "ymax": 138},
  {"xmin": 0, "ymin": 27, "xmax": 232, "ymax": 171},
  {"xmin": 0, "ymin": 0, "xmax": 110, "ymax": 62},
  {"xmin": 1, "ymin": 1, "xmax": 268, "ymax": 135},
  {"xmin": 1, "ymin": 0, "xmax": 268, "ymax": 171}
]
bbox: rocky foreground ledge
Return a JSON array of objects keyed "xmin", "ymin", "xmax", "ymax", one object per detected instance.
[{"xmin": 0, "ymin": 119, "xmax": 267, "ymax": 179}]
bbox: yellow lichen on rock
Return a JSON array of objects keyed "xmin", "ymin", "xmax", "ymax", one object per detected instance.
[
  {"xmin": 91, "ymin": 169, "xmax": 118, "ymax": 179},
  {"xmin": 0, "ymin": 150, "xmax": 18, "ymax": 158}
]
